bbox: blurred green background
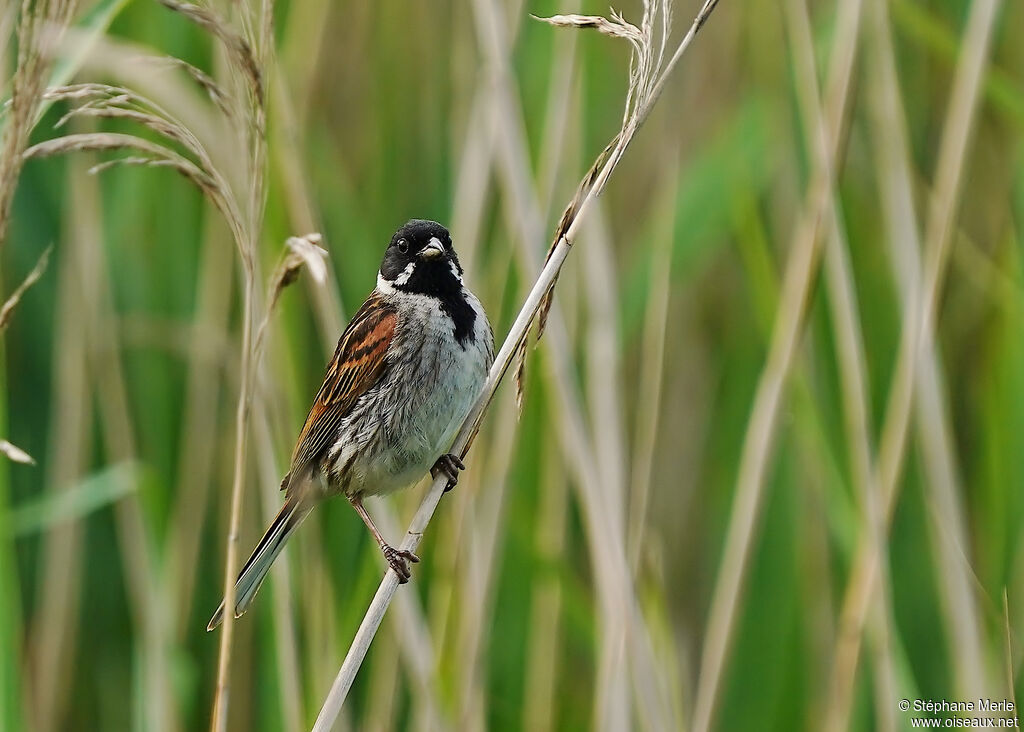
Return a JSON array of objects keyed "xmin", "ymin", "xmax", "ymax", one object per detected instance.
[{"xmin": 3, "ymin": 0, "xmax": 1024, "ymax": 729}]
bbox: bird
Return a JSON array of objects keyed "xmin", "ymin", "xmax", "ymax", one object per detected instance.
[{"xmin": 208, "ymin": 219, "xmax": 493, "ymax": 630}]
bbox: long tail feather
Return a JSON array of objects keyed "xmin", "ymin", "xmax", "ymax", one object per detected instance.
[{"xmin": 207, "ymin": 496, "xmax": 313, "ymax": 631}]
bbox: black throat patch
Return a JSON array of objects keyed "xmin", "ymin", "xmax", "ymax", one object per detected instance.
[{"xmin": 399, "ymin": 263, "xmax": 477, "ymax": 346}]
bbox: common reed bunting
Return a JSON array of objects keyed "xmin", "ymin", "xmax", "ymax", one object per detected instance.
[{"xmin": 209, "ymin": 220, "xmax": 493, "ymax": 629}]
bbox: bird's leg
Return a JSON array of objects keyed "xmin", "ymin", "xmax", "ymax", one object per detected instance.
[
  {"xmin": 348, "ymin": 494, "xmax": 419, "ymax": 583},
  {"xmin": 431, "ymin": 453, "xmax": 465, "ymax": 492}
]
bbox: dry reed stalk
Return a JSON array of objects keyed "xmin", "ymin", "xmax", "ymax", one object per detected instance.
[
  {"xmin": 268, "ymin": 67, "xmax": 334, "ymax": 319},
  {"xmin": 583, "ymin": 208, "xmax": 627, "ymax": 528},
  {"xmin": 252, "ymin": 411, "xmax": 304, "ymax": 732},
  {"xmin": 167, "ymin": 217, "xmax": 234, "ymax": 634},
  {"xmin": 224, "ymin": 231, "xmax": 328, "ymax": 730},
  {"xmin": 627, "ymin": 161, "xmax": 677, "ymax": 572},
  {"xmin": 372, "ymin": 508, "xmax": 449, "ymax": 731},
  {"xmin": 785, "ymin": 0, "xmax": 876, "ymax": 526},
  {"xmin": 782, "ymin": 0, "xmax": 899, "ymax": 729},
  {"xmin": 298, "ymin": 536, "xmax": 348, "ymax": 729},
  {"xmin": 362, "ymin": 626, "xmax": 401, "ymax": 731},
  {"xmin": 1004, "ymin": 590, "xmax": 1018, "ymax": 712},
  {"xmin": 276, "ymin": 0, "xmax": 331, "ymax": 131},
  {"xmin": 689, "ymin": 0, "xmax": 864, "ymax": 727},
  {"xmin": 453, "ymin": 387, "xmax": 520, "ymax": 729},
  {"xmin": 514, "ymin": 85, "xmax": 581, "ymax": 729},
  {"xmin": 885, "ymin": 0, "xmax": 999, "ymax": 705},
  {"xmin": 74, "ymin": 163, "xmax": 179, "ymax": 732},
  {"xmin": 827, "ymin": 0, "xmax": 1003, "ymax": 724},
  {"xmin": 213, "ymin": 298, "xmax": 254, "ymax": 732},
  {"xmin": 448, "ymin": 92, "xmax": 498, "ymax": 280},
  {"xmin": 522, "ymin": 442, "xmax": 569, "ymax": 732},
  {"xmin": 311, "ymin": 3, "xmax": 722, "ymax": 726},
  {"xmin": 540, "ymin": 301, "xmax": 653, "ymax": 729},
  {"xmin": 28, "ymin": 153, "xmax": 91, "ymax": 732},
  {"xmin": 534, "ymin": 9, "xmax": 580, "ymax": 209}
]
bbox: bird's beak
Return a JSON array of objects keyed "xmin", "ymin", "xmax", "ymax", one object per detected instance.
[{"xmin": 420, "ymin": 237, "xmax": 445, "ymax": 260}]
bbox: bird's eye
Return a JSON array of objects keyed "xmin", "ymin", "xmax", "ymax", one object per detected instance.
[{"xmin": 397, "ymin": 239, "xmax": 409, "ymax": 254}]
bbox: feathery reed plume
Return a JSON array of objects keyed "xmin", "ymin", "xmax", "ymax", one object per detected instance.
[
  {"xmin": 0, "ymin": 0, "xmax": 78, "ymax": 248},
  {"xmin": 150, "ymin": 56, "xmax": 236, "ymax": 120},
  {"xmin": 311, "ymin": 1, "xmax": 721, "ymax": 728},
  {"xmin": 266, "ymin": 233, "xmax": 328, "ymax": 316},
  {"xmin": 254, "ymin": 233, "xmax": 326, "ymax": 361}
]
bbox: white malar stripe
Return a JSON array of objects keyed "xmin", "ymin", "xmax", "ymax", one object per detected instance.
[
  {"xmin": 376, "ymin": 261, "xmax": 417, "ymax": 294},
  {"xmin": 376, "ymin": 270, "xmax": 395, "ymax": 295},
  {"xmin": 394, "ymin": 261, "xmax": 416, "ymax": 286}
]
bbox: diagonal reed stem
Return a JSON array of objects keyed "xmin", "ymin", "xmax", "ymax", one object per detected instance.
[{"xmin": 311, "ymin": 231, "xmax": 573, "ymax": 732}]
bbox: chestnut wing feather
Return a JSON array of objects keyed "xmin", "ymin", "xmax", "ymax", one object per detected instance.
[{"xmin": 288, "ymin": 295, "xmax": 397, "ymax": 481}]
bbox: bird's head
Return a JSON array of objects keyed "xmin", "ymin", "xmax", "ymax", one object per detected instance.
[{"xmin": 378, "ymin": 219, "xmax": 464, "ymax": 296}]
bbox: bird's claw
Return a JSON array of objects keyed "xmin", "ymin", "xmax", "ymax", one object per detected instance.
[
  {"xmin": 432, "ymin": 453, "xmax": 465, "ymax": 492},
  {"xmin": 382, "ymin": 544, "xmax": 420, "ymax": 583}
]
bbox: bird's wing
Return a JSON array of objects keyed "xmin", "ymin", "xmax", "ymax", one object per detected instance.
[{"xmin": 286, "ymin": 293, "xmax": 397, "ymax": 487}]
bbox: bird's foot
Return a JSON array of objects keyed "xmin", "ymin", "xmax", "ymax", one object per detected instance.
[
  {"xmin": 431, "ymin": 453, "xmax": 465, "ymax": 492},
  {"xmin": 382, "ymin": 543, "xmax": 420, "ymax": 583}
]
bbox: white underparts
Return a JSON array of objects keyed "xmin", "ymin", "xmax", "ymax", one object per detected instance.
[{"xmin": 327, "ymin": 285, "xmax": 494, "ymax": 499}]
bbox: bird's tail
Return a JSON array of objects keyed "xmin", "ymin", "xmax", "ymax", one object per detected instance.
[{"xmin": 207, "ymin": 495, "xmax": 313, "ymax": 631}]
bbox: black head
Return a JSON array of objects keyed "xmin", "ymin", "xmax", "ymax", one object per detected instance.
[{"xmin": 378, "ymin": 219, "xmax": 464, "ymax": 296}]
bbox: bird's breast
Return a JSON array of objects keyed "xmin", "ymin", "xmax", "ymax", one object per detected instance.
[{"xmin": 329, "ymin": 289, "xmax": 492, "ymax": 498}]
